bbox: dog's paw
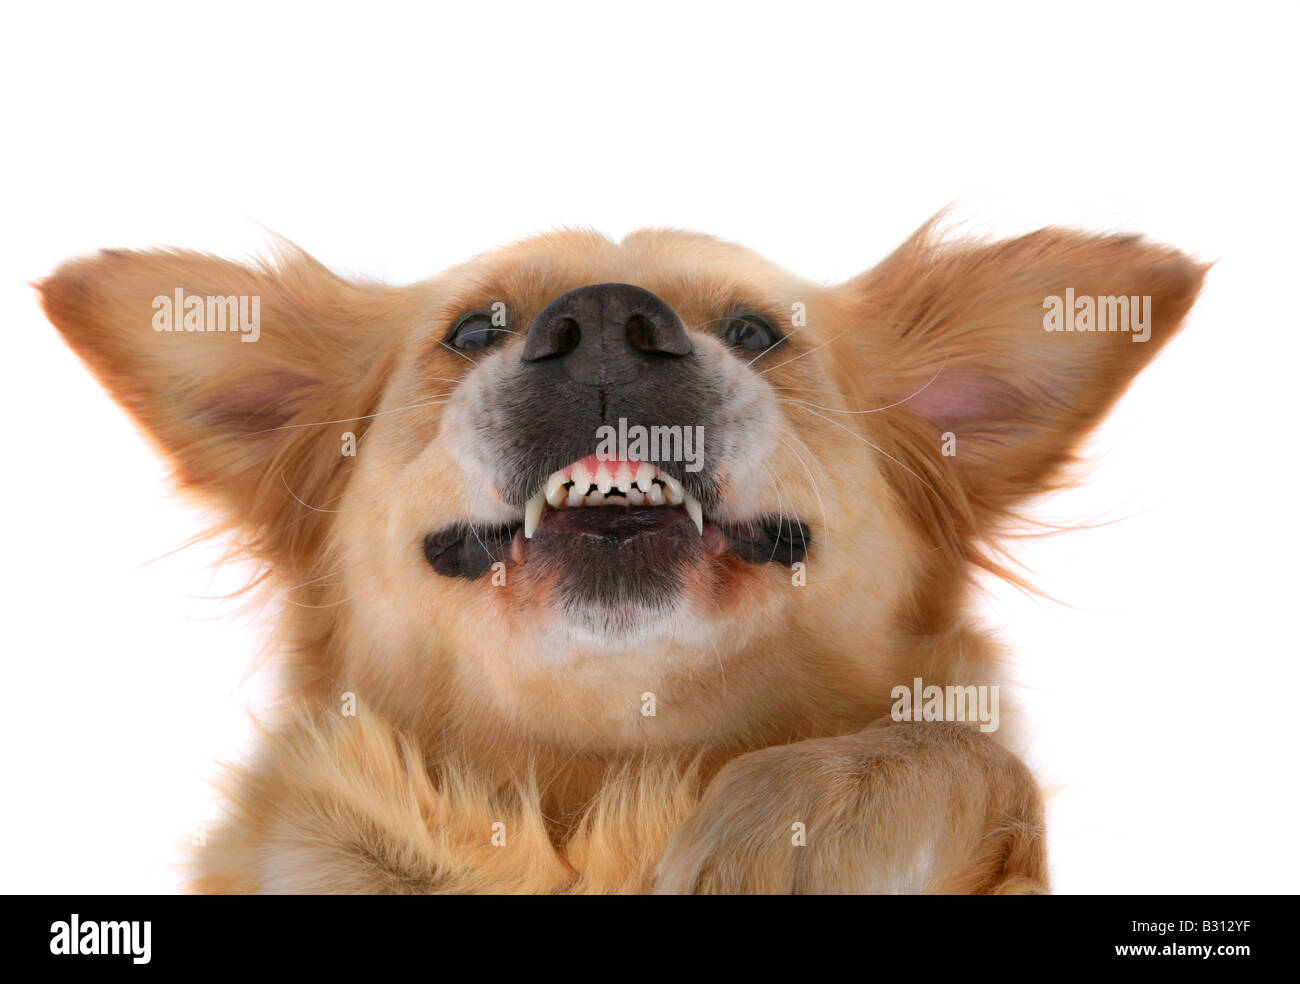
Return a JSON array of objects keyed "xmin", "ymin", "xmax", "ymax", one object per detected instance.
[
  {"xmin": 654, "ymin": 737, "xmax": 906, "ymax": 894},
  {"xmin": 654, "ymin": 723, "xmax": 1047, "ymax": 894}
]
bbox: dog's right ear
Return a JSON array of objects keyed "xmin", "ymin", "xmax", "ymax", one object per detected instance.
[
  {"xmin": 39, "ymin": 246, "xmax": 426, "ymax": 564},
  {"xmin": 837, "ymin": 220, "xmax": 1207, "ymax": 540}
]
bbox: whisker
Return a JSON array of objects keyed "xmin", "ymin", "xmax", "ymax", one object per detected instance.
[
  {"xmin": 758, "ymin": 461, "xmax": 798, "ymax": 567},
  {"xmin": 772, "ymin": 358, "xmax": 950, "ymax": 415},
  {"xmin": 774, "ymin": 434, "xmax": 822, "ymax": 563},
  {"xmin": 780, "ymin": 398, "xmax": 955, "ymax": 529},
  {"xmin": 464, "ymin": 521, "xmax": 501, "ymax": 572},
  {"xmin": 276, "ymin": 560, "xmax": 364, "ymax": 608},
  {"xmin": 281, "ymin": 469, "xmax": 344, "ymax": 513},
  {"xmin": 280, "ymin": 568, "xmax": 347, "ymax": 594},
  {"xmin": 743, "ymin": 335, "xmax": 789, "ymax": 367},
  {"xmin": 246, "ymin": 395, "xmax": 454, "ymax": 437},
  {"xmin": 439, "ymin": 340, "xmax": 476, "ymax": 363},
  {"xmin": 758, "ymin": 327, "xmax": 855, "ymax": 376}
]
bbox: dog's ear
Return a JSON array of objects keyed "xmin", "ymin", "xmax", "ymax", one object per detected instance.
[
  {"xmin": 40, "ymin": 246, "xmax": 422, "ymax": 564},
  {"xmin": 841, "ymin": 220, "xmax": 1208, "ymax": 534}
]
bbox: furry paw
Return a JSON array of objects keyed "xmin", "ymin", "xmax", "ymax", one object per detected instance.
[{"xmin": 654, "ymin": 722, "xmax": 1047, "ymax": 894}]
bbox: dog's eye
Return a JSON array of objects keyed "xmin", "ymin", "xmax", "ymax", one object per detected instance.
[
  {"xmin": 722, "ymin": 313, "xmax": 779, "ymax": 352},
  {"xmin": 448, "ymin": 311, "xmax": 501, "ymax": 352}
]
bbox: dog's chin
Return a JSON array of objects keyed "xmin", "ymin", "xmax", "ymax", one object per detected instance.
[{"xmin": 523, "ymin": 504, "xmax": 711, "ymax": 630}]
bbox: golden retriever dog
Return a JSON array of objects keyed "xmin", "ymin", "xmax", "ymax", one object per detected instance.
[{"xmin": 39, "ymin": 218, "xmax": 1205, "ymax": 893}]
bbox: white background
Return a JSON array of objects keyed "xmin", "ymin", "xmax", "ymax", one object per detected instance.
[{"xmin": 2, "ymin": 1, "xmax": 1296, "ymax": 893}]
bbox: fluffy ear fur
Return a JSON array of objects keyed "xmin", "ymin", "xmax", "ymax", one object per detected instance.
[
  {"xmin": 39, "ymin": 247, "xmax": 419, "ymax": 566},
  {"xmin": 840, "ymin": 219, "xmax": 1208, "ymax": 551}
]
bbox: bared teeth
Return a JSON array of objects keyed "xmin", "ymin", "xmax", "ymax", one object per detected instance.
[
  {"xmin": 660, "ymin": 473, "xmax": 684, "ymax": 505},
  {"xmin": 523, "ymin": 491, "xmax": 545, "ymax": 539},
  {"xmin": 572, "ymin": 461, "xmax": 592, "ymax": 492},
  {"xmin": 613, "ymin": 461, "xmax": 633, "ymax": 493},
  {"xmin": 544, "ymin": 471, "xmax": 568, "ymax": 507},
  {"xmin": 522, "ymin": 458, "xmax": 705, "ymax": 538},
  {"xmin": 683, "ymin": 492, "xmax": 703, "ymax": 535}
]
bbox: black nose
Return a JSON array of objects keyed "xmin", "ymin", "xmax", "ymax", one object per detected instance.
[{"xmin": 522, "ymin": 284, "xmax": 692, "ymax": 375}]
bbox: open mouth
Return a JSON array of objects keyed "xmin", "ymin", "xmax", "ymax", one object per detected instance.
[
  {"xmin": 523, "ymin": 455, "xmax": 703, "ymax": 538},
  {"xmin": 423, "ymin": 454, "xmax": 809, "ymax": 583}
]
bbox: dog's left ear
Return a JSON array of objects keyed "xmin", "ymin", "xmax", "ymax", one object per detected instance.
[
  {"xmin": 40, "ymin": 246, "xmax": 425, "ymax": 564},
  {"xmin": 839, "ymin": 220, "xmax": 1209, "ymax": 529}
]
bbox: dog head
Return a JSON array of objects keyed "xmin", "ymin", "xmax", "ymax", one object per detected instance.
[{"xmin": 40, "ymin": 222, "xmax": 1206, "ymax": 754}]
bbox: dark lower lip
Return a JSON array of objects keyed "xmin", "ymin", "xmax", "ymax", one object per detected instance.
[
  {"xmin": 522, "ymin": 505, "xmax": 703, "ymax": 605},
  {"xmin": 423, "ymin": 509, "xmax": 810, "ymax": 580},
  {"xmin": 531, "ymin": 502, "xmax": 695, "ymax": 547}
]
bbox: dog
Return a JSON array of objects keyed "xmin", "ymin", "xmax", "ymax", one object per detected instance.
[{"xmin": 39, "ymin": 218, "xmax": 1206, "ymax": 893}]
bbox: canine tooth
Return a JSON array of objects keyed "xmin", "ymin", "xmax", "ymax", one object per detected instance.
[
  {"xmin": 683, "ymin": 492, "xmax": 703, "ymax": 535},
  {"xmin": 627, "ymin": 488, "xmax": 646, "ymax": 505},
  {"xmin": 572, "ymin": 461, "xmax": 592, "ymax": 493},
  {"xmin": 661, "ymin": 473, "xmax": 684, "ymax": 505},
  {"xmin": 544, "ymin": 471, "xmax": 568, "ymax": 506},
  {"xmin": 634, "ymin": 461, "xmax": 654, "ymax": 491},
  {"xmin": 566, "ymin": 485, "xmax": 584, "ymax": 507},
  {"xmin": 647, "ymin": 483, "xmax": 665, "ymax": 506},
  {"xmin": 595, "ymin": 462, "xmax": 613, "ymax": 494},
  {"xmin": 524, "ymin": 491, "xmax": 546, "ymax": 538}
]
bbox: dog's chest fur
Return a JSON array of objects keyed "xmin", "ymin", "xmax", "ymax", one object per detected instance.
[{"xmin": 193, "ymin": 705, "xmax": 706, "ymax": 894}]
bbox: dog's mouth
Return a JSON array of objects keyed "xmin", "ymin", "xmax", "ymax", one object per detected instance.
[
  {"xmin": 423, "ymin": 453, "xmax": 809, "ymax": 586},
  {"xmin": 523, "ymin": 455, "xmax": 703, "ymax": 537}
]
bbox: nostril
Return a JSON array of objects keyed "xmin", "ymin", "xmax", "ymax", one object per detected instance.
[
  {"xmin": 625, "ymin": 314, "xmax": 656, "ymax": 353},
  {"xmin": 624, "ymin": 311, "xmax": 693, "ymax": 356},
  {"xmin": 552, "ymin": 317, "xmax": 581, "ymax": 356},
  {"xmin": 523, "ymin": 314, "xmax": 582, "ymax": 361}
]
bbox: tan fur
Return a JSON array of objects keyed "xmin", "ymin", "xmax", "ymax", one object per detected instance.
[{"xmin": 39, "ymin": 219, "xmax": 1207, "ymax": 893}]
